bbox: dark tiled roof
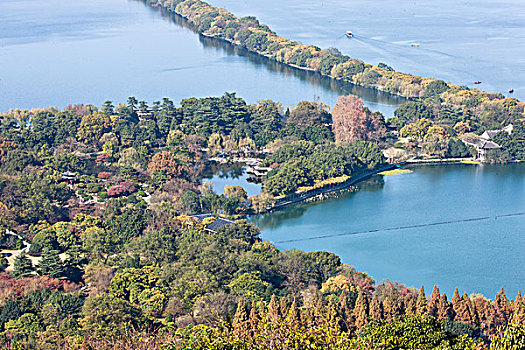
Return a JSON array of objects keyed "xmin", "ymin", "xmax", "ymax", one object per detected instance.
[
  {"xmin": 189, "ymin": 214, "xmax": 235, "ymax": 233},
  {"xmin": 205, "ymin": 218, "xmax": 234, "ymax": 233},
  {"xmin": 463, "ymin": 139, "xmax": 500, "ymax": 150}
]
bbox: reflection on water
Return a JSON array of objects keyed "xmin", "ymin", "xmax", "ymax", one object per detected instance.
[
  {"xmin": 202, "ymin": 162, "xmax": 262, "ymax": 197},
  {"xmin": 251, "ymin": 176, "xmax": 385, "ymax": 229}
]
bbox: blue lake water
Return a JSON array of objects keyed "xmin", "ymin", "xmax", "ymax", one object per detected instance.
[
  {"xmin": 0, "ymin": 0, "xmax": 402, "ymax": 115},
  {"xmin": 203, "ymin": 163, "xmax": 262, "ymax": 197},
  {"xmin": 209, "ymin": 0, "xmax": 525, "ymax": 101},
  {"xmin": 252, "ymin": 164, "xmax": 525, "ymax": 297}
]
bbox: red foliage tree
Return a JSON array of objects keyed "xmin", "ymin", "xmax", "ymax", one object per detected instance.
[
  {"xmin": 107, "ymin": 181, "xmax": 136, "ymax": 197},
  {"xmin": 95, "ymin": 153, "xmax": 110, "ymax": 163},
  {"xmin": 0, "ymin": 273, "xmax": 80, "ymax": 300},
  {"xmin": 331, "ymin": 95, "xmax": 387, "ymax": 144},
  {"xmin": 98, "ymin": 172, "xmax": 112, "ymax": 179}
]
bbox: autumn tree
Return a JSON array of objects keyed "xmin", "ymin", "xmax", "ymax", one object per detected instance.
[
  {"xmin": 286, "ymin": 299, "xmax": 301, "ymax": 327},
  {"xmin": 452, "ymin": 290, "xmax": 475, "ymax": 325},
  {"xmin": 353, "ymin": 290, "xmax": 369, "ymax": 329},
  {"xmin": 147, "ymin": 151, "xmax": 182, "ymax": 180},
  {"xmin": 428, "ymin": 285, "xmax": 441, "ymax": 318},
  {"xmin": 224, "ymin": 185, "xmax": 248, "ymax": 200},
  {"xmin": 492, "ymin": 287, "xmax": 511, "ymax": 329},
  {"xmin": 416, "ymin": 286, "xmax": 428, "ymax": 316},
  {"xmin": 369, "ymin": 294, "xmax": 384, "ymax": 320},
  {"xmin": 383, "ymin": 292, "xmax": 401, "ymax": 322},
  {"xmin": 267, "ymin": 295, "xmax": 280, "ymax": 323},
  {"xmin": 437, "ymin": 293, "xmax": 454, "ymax": 321},
  {"xmin": 512, "ymin": 290, "xmax": 525, "ymax": 324},
  {"xmin": 404, "ymin": 293, "xmax": 416, "ymax": 315},
  {"xmin": 232, "ymin": 298, "xmax": 250, "ymax": 338},
  {"xmin": 332, "ymin": 94, "xmax": 386, "ymax": 144}
]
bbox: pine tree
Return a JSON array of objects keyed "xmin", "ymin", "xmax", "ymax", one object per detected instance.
[
  {"xmin": 492, "ymin": 287, "xmax": 510, "ymax": 328},
  {"xmin": 415, "ymin": 286, "xmax": 427, "ymax": 316},
  {"xmin": 463, "ymin": 293, "xmax": 480, "ymax": 327},
  {"xmin": 512, "ymin": 290, "xmax": 525, "ymax": 324},
  {"xmin": 249, "ymin": 300, "xmax": 259, "ymax": 332},
  {"xmin": 286, "ymin": 299, "xmax": 301, "ymax": 327},
  {"xmin": 232, "ymin": 298, "xmax": 249, "ymax": 337},
  {"xmin": 12, "ymin": 252, "xmax": 34, "ymax": 278},
  {"xmin": 267, "ymin": 294, "xmax": 280, "ymax": 323},
  {"xmin": 279, "ymin": 297, "xmax": 289, "ymax": 317},
  {"xmin": 428, "ymin": 285, "xmax": 440, "ymax": 318},
  {"xmin": 473, "ymin": 296, "xmax": 494, "ymax": 332},
  {"xmin": 38, "ymin": 249, "xmax": 64, "ymax": 279},
  {"xmin": 326, "ymin": 296, "xmax": 340, "ymax": 327},
  {"xmin": 403, "ymin": 293, "xmax": 416, "ymax": 315},
  {"xmin": 452, "ymin": 287, "xmax": 462, "ymax": 306},
  {"xmin": 312, "ymin": 292, "xmax": 326, "ymax": 323},
  {"xmin": 338, "ymin": 292, "xmax": 353, "ymax": 331},
  {"xmin": 383, "ymin": 293, "xmax": 401, "ymax": 322},
  {"xmin": 369, "ymin": 294, "xmax": 383, "ymax": 320},
  {"xmin": 437, "ymin": 293, "xmax": 454, "ymax": 321},
  {"xmin": 258, "ymin": 300, "xmax": 267, "ymax": 320},
  {"xmin": 453, "ymin": 293, "xmax": 473, "ymax": 324},
  {"xmin": 353, "ymin": 290, "xmax": 369, "ymax": 329}
]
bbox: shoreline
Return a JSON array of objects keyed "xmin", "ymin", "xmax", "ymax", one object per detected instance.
[{"xmin": 145, "ymin": 0, "xmax": 523, "ymax": 107}]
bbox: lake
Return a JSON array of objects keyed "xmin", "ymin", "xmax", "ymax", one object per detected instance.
[
  {"xmin": 252, "ymin": 163, "xmax": 525, "ymax": 297},
  {"xmin": 209, "ymin": 0, "xmax": 525, "ymax": 101},
  {"xmin": 0, "ymin": 0, "xmax": 402, "ymax": 115}
]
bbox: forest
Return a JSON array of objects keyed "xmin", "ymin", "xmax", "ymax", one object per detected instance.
[{"xmin": 0, "ymin": 92, "xmax": 524, "ymax": 348}]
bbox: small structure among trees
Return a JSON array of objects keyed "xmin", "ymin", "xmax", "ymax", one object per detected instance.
[
  {"xmin": 462, "ymin": 124, "xmax": 513, "ymax": 162},
  {"xmin": 61, "ymin": 171, "xmax": 77, "ymax": 184},
  {"xmin": 189, "ymin": 213, "xmax": 234, "ymax": 233}
]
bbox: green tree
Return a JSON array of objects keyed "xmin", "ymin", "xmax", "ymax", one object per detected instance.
[
  {"xmin": 12, "ymin": 252, "xmax": 34, "ymax": 278},
  {"xmin": 228, "ymin": 272, "xmax": 271, "ymax": 301},
  {"xmin": 354, "ymin": 315, "xmax": 480, "ymax": 349},
  {"xmin": 425, "ymin": 80, "xmax": 449, "ymax": 97},
  {"xmin": 394, "ymin": 101, "xmax": 434, "ymax": 127},
  {"xmin": 127, "ymin": 229, "xmax": 176, "ymax": 265},
  {"xmin": 38, "ymin": 249, "xmax": 64, "ymax": 279},
  {"xmin": 80, "ymin": 294, "xmax": 146, "ymax": 338}
]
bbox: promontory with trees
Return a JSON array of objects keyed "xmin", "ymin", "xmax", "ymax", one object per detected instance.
[{"xmin": 0, "ymin": 91, "xmax": 524, "ymax": 348}]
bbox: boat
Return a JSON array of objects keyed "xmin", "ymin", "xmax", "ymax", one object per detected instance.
[
  {"xmin": 509, "ymin": 88, "xmax": 514, "ymax": 93},
  {"xmin": 474, "ymin": 81, "xmax": 482, "ymax": 84},
  {"xmin": 346, "ymin": 31, "xmax": 353, "ymax": 38},
  {"xmin": 411, "ymin": 43, "xmax": 420, "ymax": 47}
]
